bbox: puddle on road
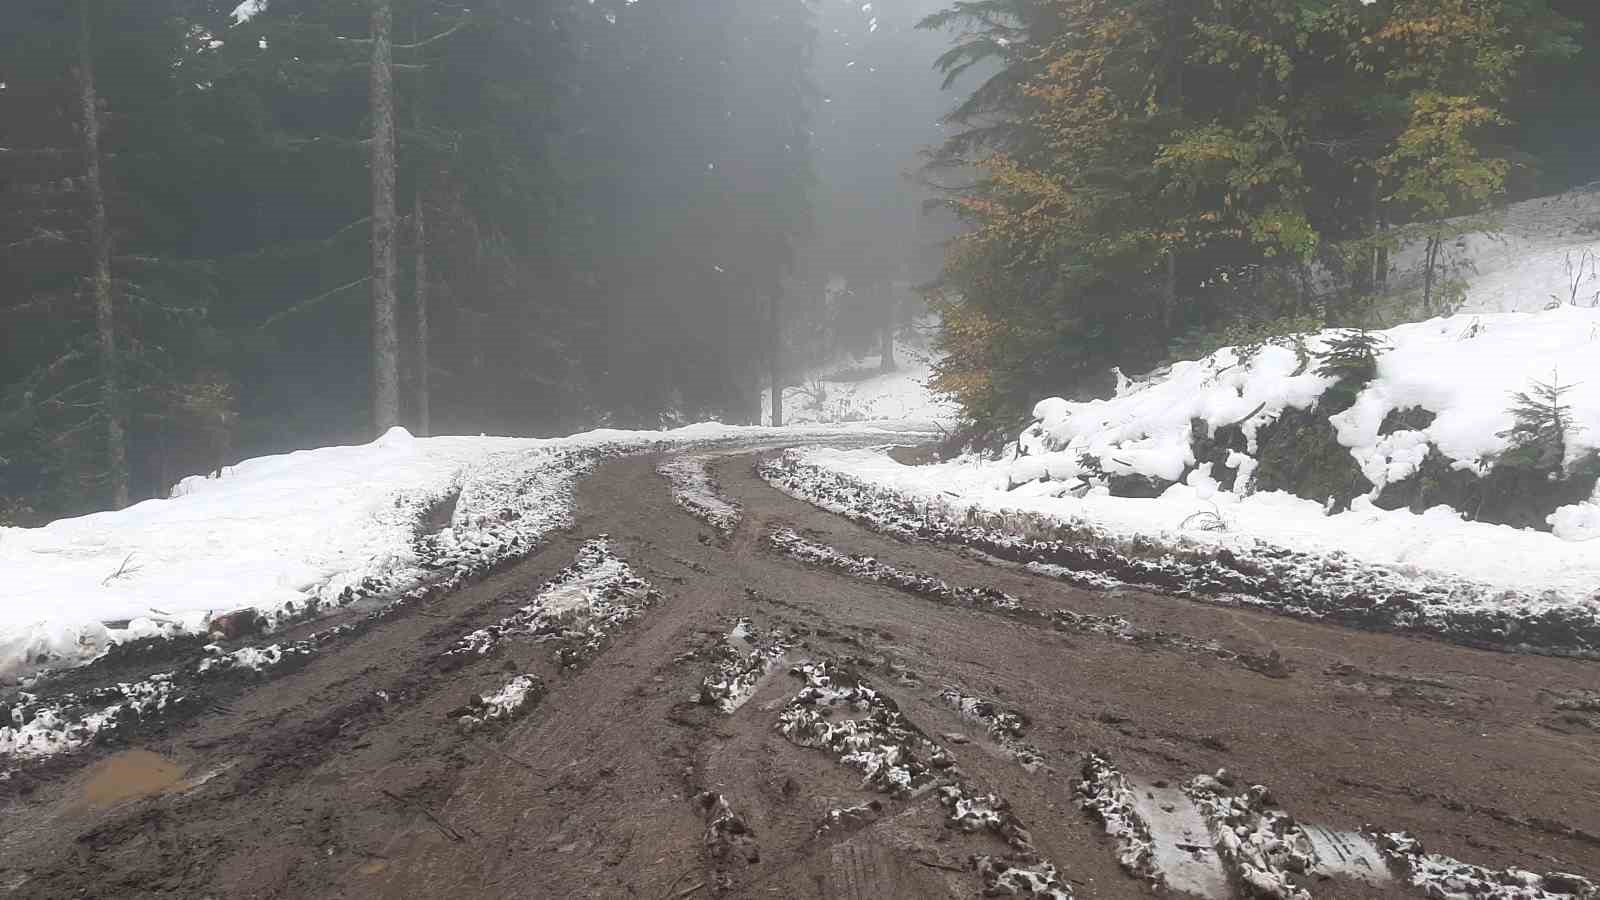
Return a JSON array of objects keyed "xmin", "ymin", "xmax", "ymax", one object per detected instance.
[{"xmin": 80, "ymin": 750, "xmax": 185, "ymax": 808}]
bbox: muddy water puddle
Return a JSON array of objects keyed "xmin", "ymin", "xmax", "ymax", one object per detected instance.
[{"xmin": 77, "ymin": 749, "xmax": 224, "ymax": 809}]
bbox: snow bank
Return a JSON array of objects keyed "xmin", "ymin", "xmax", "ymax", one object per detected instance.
[
  {"xmin": 1017, "ymin": 307, "xmax": 1600, "ymax": 496},
  {"xmin": 789, "ymin": 444, "xmax": 1599, "ymax": 607},
  {"xmin": 1006, "ymin": 307, "xmax": 1600, "ymax": 556},
  {"xmin": 0, "ymin": 421, "xmax": 928, "ymax": 681}
]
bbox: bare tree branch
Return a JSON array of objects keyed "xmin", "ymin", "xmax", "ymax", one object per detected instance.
[
  {"xmin": 337, "ymin": 15, "xmax": 471, "ymax": 50},
  {"xmin": 258, "ymin": 275, "xmax": 372, "ymax": 330}
]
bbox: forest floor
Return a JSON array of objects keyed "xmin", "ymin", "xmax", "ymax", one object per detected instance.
[{"xmin": 1, "ymin": 447, "xmax": 1597, "ymax": 899}]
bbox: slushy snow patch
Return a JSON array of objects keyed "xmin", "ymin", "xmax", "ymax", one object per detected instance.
[
  {"xmin": 441, "ymin": 537, "xmax": 657, "ymax": 665},
  {"xmin": 657, "ymin": 454, "xmax": 741, "ymax": 536},
  {"xmin": 456, "ymin": 675, "xmax": 543, "ymax": 732}
]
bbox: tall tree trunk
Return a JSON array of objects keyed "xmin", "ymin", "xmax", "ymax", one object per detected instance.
[
  {"xmin": 1375, "ymin": 206, "xmax": 1390, "ymax": 292},
  {"xmin": 78, "ymin": 0, "xmax": 127, "ymax": 509},
  {"xmin": 413, "ymin": 190, "xmax": 430, "ymax": 436},
  {"xmin": 1423, "ymin": 232, "xmax": 1440, "ymax": 314},
  {"xmin": 369, "ymin": 0, "xmax": 400, "ymax": 434},
  {"xmin": 769, "ymin": 291, "xmax": 782, "ymax": 427},
  {"xmin": 1365, "ymin": 180, "xmax": 1381, "ymax": 295},
  {"xmin": 409, "ymin": 15, "xmax": 431, "ymax": 438}
]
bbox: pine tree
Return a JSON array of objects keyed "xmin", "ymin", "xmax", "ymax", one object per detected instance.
[
  {"xmin": 922, "ymin": 0, "xmax": 1581, "ymax": 434},
  {"xmin": 1314, "ymin": 330, "xmax": 1389, "ymax": 385},
  {"xmin": 1498, "ymin": 372, "xmax": 1580, "ymax": 472}
]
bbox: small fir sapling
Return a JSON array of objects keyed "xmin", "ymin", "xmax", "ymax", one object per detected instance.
[
  {"xmin": 1497, "ymin": 371, "xmax": 1581, "ymax": 473},
  {"xmin": 1314, "ymin": 329, "xmax": 1389, "ymax": 411},
  {"xmin": 1314, "ymin": 329, "xmax": 1389, "ymax": 383}
]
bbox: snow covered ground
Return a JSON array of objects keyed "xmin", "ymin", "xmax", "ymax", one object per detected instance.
[
  {"xmin": 0, "ymin": 421, "xmax": 928, "ymax": 681},
  {"xmin": 973, "ymin": 305, "xmax": 1600, "ymax": 594},
  {"xmin": 780, "ymin": 301, "xmax": 1600, "ymax": 602},
  {"xmin": 755, "ymin": 298, "xmax": 1600, "ymax": 627},
  {"xmin": 755, "ymin": 193, "xmax": 1600, "ymax": 614},
  {"xmin": 1391, "ymin": 185, "xmax": 1600, "ymax": 315},
  {"xmin": 762, "ymin": 328, "xmax": 958, "ymax": 429}
]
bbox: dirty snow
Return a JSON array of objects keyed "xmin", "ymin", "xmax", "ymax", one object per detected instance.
[
  {"xmin": 0, "ymin": 420, "xmax": 929, "ymax": 681},
  {"xmin": 779, "ymin": 658, "xmax": 1074, "ymax": 898},
  {"xmin": 761, "ymin": 450, "xmax": 1600, "ymax": 655},
  {"xmin": 1080, "ymin": 754, "xmax": 1593, "ymax": 899},
  {"xmin": 1183, "ymin": 776, "xmax": 1318, "ymax": 899},
  {"xmin": 455, "ymin": 675, "xmax": 543, "ymax": 732},
  {"xmin": 777, "ymin": 660, "xmax": 947, "ymax": 798},
  {"xmin": 698, "ymin": 618, "xmax": 791, "ymax": 714},
  {"xmin": 657, "ymin": 455, "xmax": 741, "ymax": 536},
  {"xmin": 195, "ymin": 641, "xmax": 312, "ymax": 675},
  {"xmin": 780, "ymin": 437, "xmax": 1599, "ymax": 612},
  {"xmin": 1375, "ymin": 830, "xmax": 1596, "ymax": 900},
  {"xmin": 1, "ymin": 675, "xmax": 182, "ymax": 763},
  {"xmin": 441, "ymin": 537, "xmax": 657, "ymax": 666}
]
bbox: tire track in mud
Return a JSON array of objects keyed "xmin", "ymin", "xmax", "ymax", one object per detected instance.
[
  {"xmin": 3, "ymin": 448, "xmax": 1598, "ymax": 899},
  {"xmin": 1, "ymin": 530, "xmax": 669, "ymax": 898}
]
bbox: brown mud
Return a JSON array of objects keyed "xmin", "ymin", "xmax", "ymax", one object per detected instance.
[{"xmin": 0, "ymin": 450, "xmax": 1595, "ymax": 898}]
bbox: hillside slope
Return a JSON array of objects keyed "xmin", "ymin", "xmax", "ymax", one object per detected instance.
[{"xmin": 786, "ymin": 190, "xmax": 1600, "ymax": 607}]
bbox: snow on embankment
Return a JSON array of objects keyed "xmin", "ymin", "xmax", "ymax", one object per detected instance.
[
  {"xmin": 800, "ymin": 314, "xmax": 1600, "ymax": 603},
  {"xmin": 0, "ymin": 421, "xmax": 929, "ymax": 681},
  {"xmin": 1006, "ymin": 306, "xmax": 1600, "ymax": 547}
]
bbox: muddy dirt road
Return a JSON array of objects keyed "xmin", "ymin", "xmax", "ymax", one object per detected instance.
[{"xmin": 2, "ymin": 449, "xmax": 1597, "ymax": 899}]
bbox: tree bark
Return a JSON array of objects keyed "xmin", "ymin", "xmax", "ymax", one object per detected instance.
[
  {"xmin": 370, "ymin": 0, "xmax": 401, "ymax": 434},
  {"xmin": 1423, "ymin": 232, "xmax": 1440, "ymax": 314},
  {"xmin": 413, "ymin": 190, "xmax": 430, "ymax": 436},
  {"xmin": 409, "ymin": 14, "xmax": 431, "ymax": 437},
  {"xmin": 769, "ymin": 291, "xmax": 783, "ymax": 427},
  {"xmin": 1375, "ymin": 205, "xmax": 1390, "ymax": 293},
  {"xmin": 78, "ymin": 0, "xmax": 127, "ymax": 509},
  {"xmin": 1364, "ymin": 180, "xmax": 1380, "ymax": 295}
]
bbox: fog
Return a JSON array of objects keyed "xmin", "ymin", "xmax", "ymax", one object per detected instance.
[{"xmin": 794, "ymin": 0, "xmax": 963, "ymax": 366}]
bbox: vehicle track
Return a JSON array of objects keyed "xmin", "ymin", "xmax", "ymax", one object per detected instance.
[{"xmin": 1, "ymin": 449, "xmax": 1596, "ymax": 898}]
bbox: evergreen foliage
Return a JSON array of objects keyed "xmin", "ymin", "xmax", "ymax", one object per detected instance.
[
  {"xmin": 922, "ymin": 0, "xmax": 1595, "ymax": 435},
  {"xmin": 1314, "ymin": 330, "xmax": 1390, "ymax": 385},
  {"xmin": 0, "ymin": 0, "xmax": 818, "ymax": 521},
  {"xmin": 1498, "ymin": 372, "xmax": 1581, "ymax": 471}
]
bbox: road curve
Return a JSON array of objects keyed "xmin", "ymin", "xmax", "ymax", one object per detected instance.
[{"xmin": 1, "ymin": 449, "xmax": 1596, "ymax": 899}]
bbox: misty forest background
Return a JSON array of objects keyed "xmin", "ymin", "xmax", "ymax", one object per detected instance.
[{"xmin": 3, "ymin": 0, "xmax": 1599, "ymax": 524}]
